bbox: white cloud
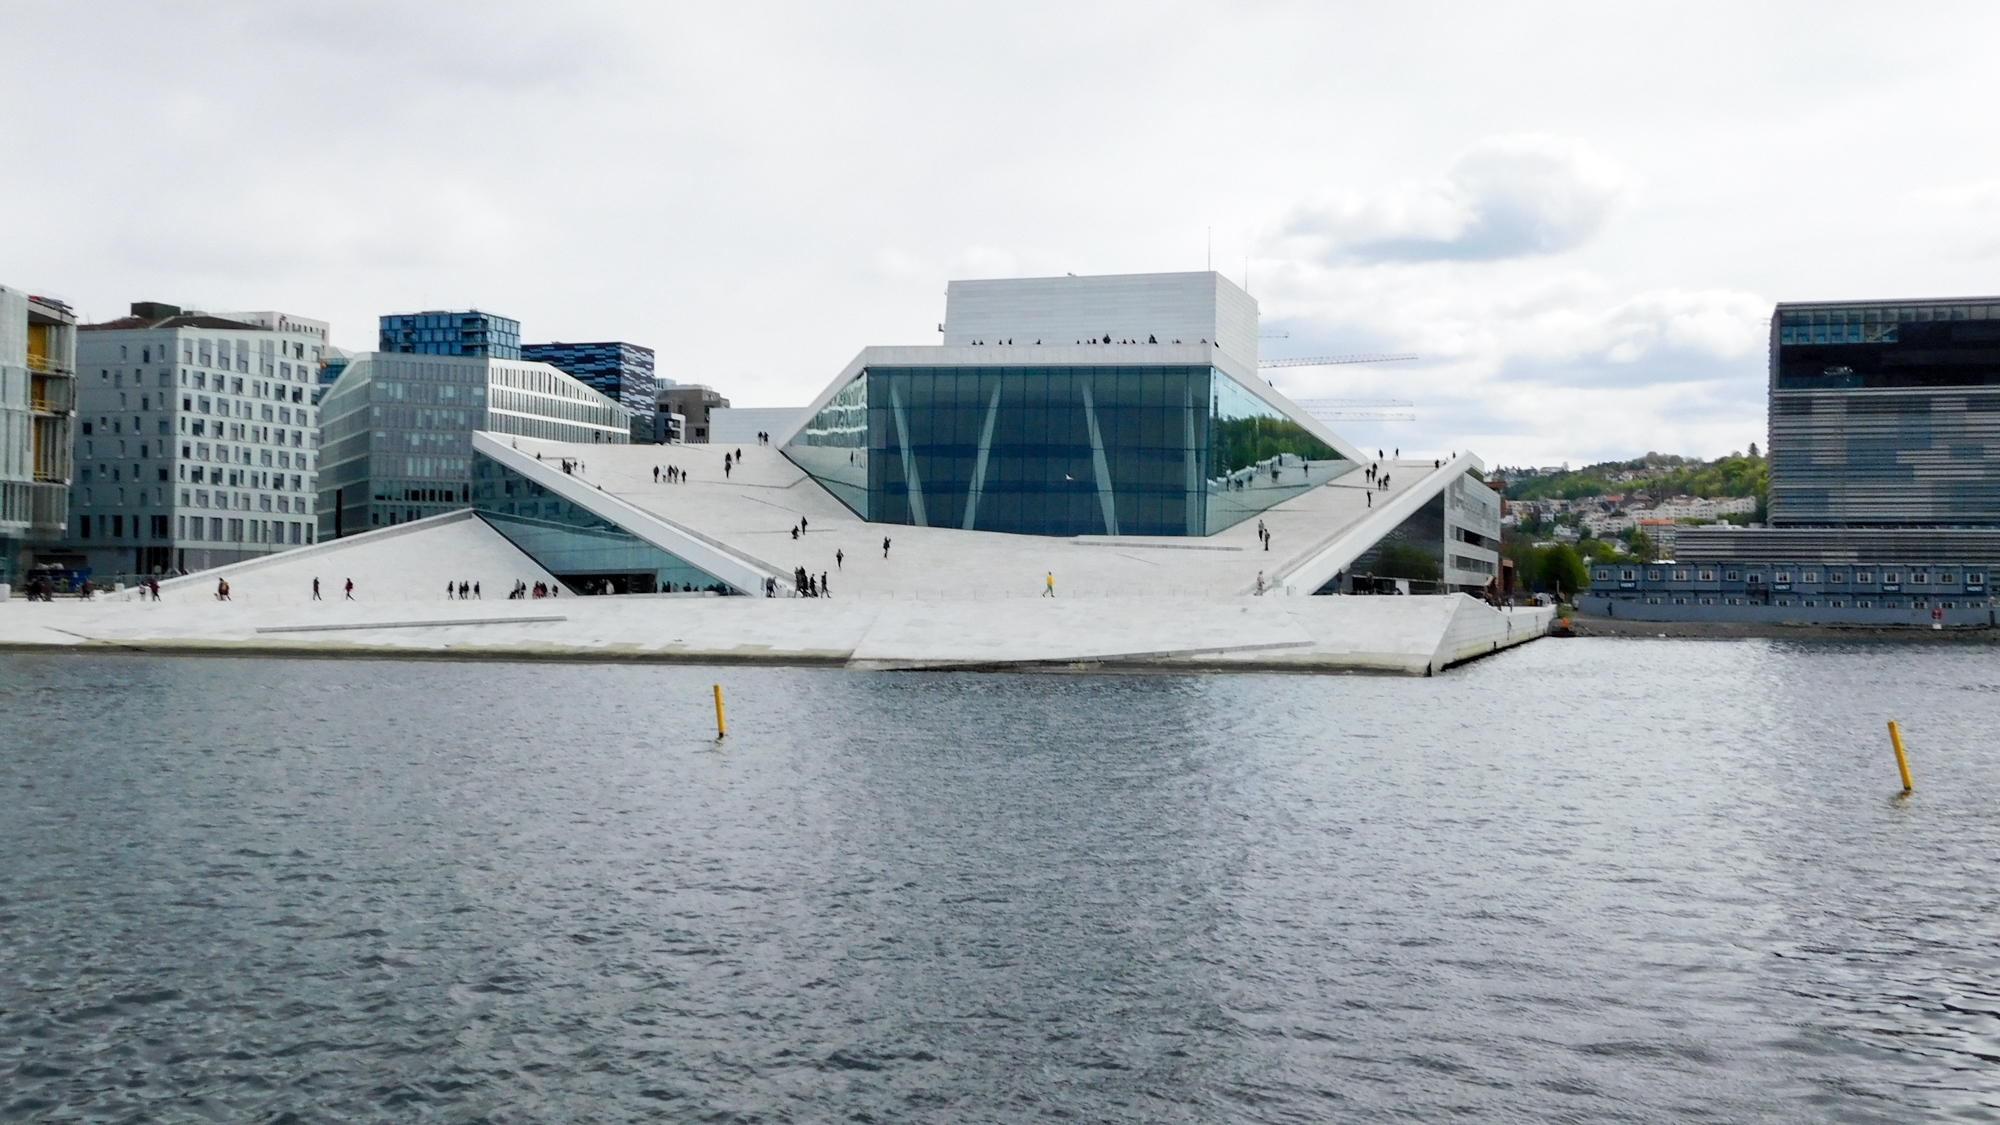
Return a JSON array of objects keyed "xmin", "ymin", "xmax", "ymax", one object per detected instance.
[{"xmin": 1278, "ymin": 135, "xmax": 1633, "ymax": 263}]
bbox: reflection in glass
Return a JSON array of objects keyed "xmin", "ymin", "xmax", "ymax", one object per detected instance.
[
  {"xmin": 1318, "ymin": 493, "xmax": 1446, "ymax": 594},
  {"xmin": 783, "ymin": 366, "xmax": 1351, "ymax": 537},
  {"xmin": 470, "ymin": 453, "xmax": 733, "ymax": 593}
]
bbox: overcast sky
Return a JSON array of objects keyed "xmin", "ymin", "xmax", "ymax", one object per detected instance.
[{"xmin": 8, "ymin": 2, "xmax": 2000, "ymax": 465}]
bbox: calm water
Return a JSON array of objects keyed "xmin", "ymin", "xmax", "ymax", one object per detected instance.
[{"xmin": 2, "ymin": 640, "xmax": 1999, "ymax": 1122}]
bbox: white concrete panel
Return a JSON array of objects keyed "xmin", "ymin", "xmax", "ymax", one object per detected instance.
[
  {"xmin": 944, "ymin": 272, "xmax": 1259, "ymax": 373},
  {"xmin": 131, "ymin": 509, "xmax": 559, "ymax": 605}
]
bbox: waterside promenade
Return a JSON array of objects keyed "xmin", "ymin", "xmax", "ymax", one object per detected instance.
[{"xmin": 0, "ymin": 593, "xmax": 1551, "ymax": 675}]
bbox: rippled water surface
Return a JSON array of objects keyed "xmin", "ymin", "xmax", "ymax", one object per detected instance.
[{"xmin": 4, "ymin": 640, "xmax": 2000, "ymax": 1122}]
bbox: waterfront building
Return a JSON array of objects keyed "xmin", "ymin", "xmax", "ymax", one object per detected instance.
[
  {"xmin": 1770, "ymin": 295, "xmax": 2000, "ymax": 526},
  {"xmin": 1583, "ymin": 526, "xmax": 1998, "ymax": 626},
  {"xmin": 379, "ymin": 309, "xmax": 521, "ymax": 360},
  {"xmin": 316, "ymin": 352, "xmax": 632, "ymax": 538},
  {"xmin": 0, "ymin": 286, "xmax": 77, "ymax": 587},
  {"xmin": 65, "ymin": 302, "xmax": 326, "ymax": 578},
  {"xmin": 658, "ymin": 385, "xmax": 729, "ymax": 443},
  {"xmin": 778, "ymin": 271, "xmax": 1500, "ymax": 592},
  {"xmin": 1585, "ymin": 294, "xmax": 2000, "ymax": 625},
  {"xmin": 152, "ymin": 270, "xmax": 1500, "ymax": 608}
]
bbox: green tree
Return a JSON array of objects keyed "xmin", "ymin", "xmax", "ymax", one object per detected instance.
[{"xmin": 1535, "ymin": 543, "xmax": 1589, "ymax": 599}]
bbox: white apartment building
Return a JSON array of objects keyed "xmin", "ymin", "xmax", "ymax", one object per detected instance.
[{"xmin": 71, "ymin": 302, "xmax": 328, "ymax": 579}]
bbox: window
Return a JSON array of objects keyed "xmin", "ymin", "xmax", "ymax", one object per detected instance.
[
  {"xmin": 1912, "ymin": 571, "xmax": 1928, "ymax": 584},
  {"xmin": 1970, "ymin": 573, "xmax": 1985, "ymax": 585},
  {"xmin": 1804, "ymin": 571, "xmax": 1820, "ymax": 583},
  {"xmin": 1776, "ymin": 572, "xmax": 1792, "ymax": 583},
  {"xmin": 1672, "ymin": 569, "xmax": 1688, "ymax": 581},
  {"xmin": 1647, "ymin": 570, "xmax": 1661, "ymax": 581},
  {"xmin": 1698, "ymin": 569, "xmax": 1716, "ymax": 581},
  {"xmin": 1884, "ymin": 572, "xmax": 1901, "ymax": 584},
  {"xmin": 1940, "ymin": 571, "xmax": 1956, "ymax": 584},
  {"xmin": 1856, "ymin": 571, "xmax": 1872, "ymax": 583},
  {"xmin": 1619, "ymin": 569, "xmax": 1636, "ymax": 581},
  {"xmin": 1725, "ymin": 570, "xmax": 1740, "ymax": 581}
]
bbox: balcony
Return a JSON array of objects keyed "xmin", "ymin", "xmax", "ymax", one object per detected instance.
[{"xmin": 30, "ymin": 373, "xmax": 73, "ymax": 415}]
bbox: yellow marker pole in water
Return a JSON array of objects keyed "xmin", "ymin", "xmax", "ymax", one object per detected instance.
[
  {"xmin": 714, "ymin": 684, "xmax": 726, "ymax": 739},
  {"xmin": 1888, "ymin": 720, "xmax": 1912, "ymax": 791}
]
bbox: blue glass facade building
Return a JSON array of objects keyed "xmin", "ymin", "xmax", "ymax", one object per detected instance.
[
  {"xmin": 379, "ymin": 310, "xmax": 521, "ymax": 360},
  {"xmin": 520, "ymin": 341, "xmax": 657, "ymax": 418}
]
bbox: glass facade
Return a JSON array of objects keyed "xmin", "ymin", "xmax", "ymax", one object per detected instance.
[
  {"xmin": 470, "ymin": 453, "xmax": 731, "ymax": 593},
  {"xmin": 1319, "ymin": 493, "xmax": 1447, "ymax": 594},
  {"xmin": 1770, "ymin": 297, "xmax": 2000, "ymax": 526},
  {"xmin": 318, "ymin": 354, "xmax": 630, "ymax": 539},
  {"xmin": 520, "ymin": 341, "xmax": 657, "ymax": 417},
  {"xmin": 379, "ymin": 310, "xmax": 522, "ymax": 360},
  {"xmin": 784, "ymin": 365, "xmax": 1349, "ymax": 537}
]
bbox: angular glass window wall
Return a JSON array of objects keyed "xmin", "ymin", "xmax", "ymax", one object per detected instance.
[
  {"xmin": 1317, "ymin": 493, "xmax": 1447, "ymax": 595},
  {"xmin": 783, "ymin": 366, "xmax": 1351, "ymax": 537},
  {"xmin": 469, "ymin": 453, "xmax": 733, "ymax": 594}
]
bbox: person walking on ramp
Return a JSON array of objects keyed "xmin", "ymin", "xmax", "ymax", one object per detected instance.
[{"xmin": 1043, "ymin": 571, "xmax": 1055, "ymax": 597}]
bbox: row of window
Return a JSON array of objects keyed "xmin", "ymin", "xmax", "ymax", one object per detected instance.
[
  {"xmin": 180, "ymin": 487, "xmax": 310, "ymax": 513},
  {"xmin": 1640, "ymin": 595, "xmax": 1984, "ymax": 610},
  {"xmin": 179, "ymin": 516, "xmax": 312, "ymax": 544},
  {"xmin": 1600, "ymin": 566, "xmax": 1985, "ymax": 586}
]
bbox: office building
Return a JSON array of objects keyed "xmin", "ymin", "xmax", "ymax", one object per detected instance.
[
  {"xmin": 658, "ymin": 385, "xmax": 729, "ymax": 443},
  {"xmin": 65, "ymin": 302, "xmax": 325, "ymax": 579},
  {"xmin": 316, "ymin": 351, "xmax": 632, "ymax": 538},
  {"xmin": 521, "ymin": 341, "xmax": 658, "ymax": 416},
  {"xmin": 0, "ymin": 286, "xmax": 77, "ymax": 587},
  {"xmin": 1770, "ymin": 296, "xmax": 2000, "ymax": 525},
  {"xmin": 379, "ymin": 309, "xmax": 521, "ymax": 360},
  {"xmin": 1585, "ymin": 294, "xmax": 2000, "ymax": 624}
]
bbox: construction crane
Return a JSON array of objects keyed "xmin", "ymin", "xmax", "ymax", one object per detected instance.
[
  {"xmin": 1258, "ymin": 353, "xmax": 1418, "ymax": 369},
  {"xmin": 1294, "ymin": 398, "xmax": 1416, "ymax": 423}
]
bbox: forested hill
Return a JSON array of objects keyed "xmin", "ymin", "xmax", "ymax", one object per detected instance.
[{"xmin": 1500, "ymin": 452, "xmax": 1768, "ymax": 503}]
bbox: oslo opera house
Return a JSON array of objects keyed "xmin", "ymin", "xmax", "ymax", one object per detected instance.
[{"xmin": 19, "ymin": 272, "xmax": 1552, "ymax": 674}]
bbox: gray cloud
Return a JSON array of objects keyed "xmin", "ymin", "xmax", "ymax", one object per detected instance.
[{"xmin": 1283, "ymin": 135, "xmax": 1631, "ymax": 263}]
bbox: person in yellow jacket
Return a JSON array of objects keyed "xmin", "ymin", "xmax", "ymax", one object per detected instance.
[{"xmin": 1043, "ymin": 572, "xmax": 1055, "ymax": 597}]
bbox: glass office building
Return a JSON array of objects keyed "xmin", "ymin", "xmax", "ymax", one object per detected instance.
[
  {"xmin": 520, "ymin": 341, "xmax": 657, "ymax": 417},
  {"xmin": 318, "ymin": 353, "xmax": 630, "ymax": 538},
  {"xmin": 379, "ymin": 310, "xmax": 522, "ymax": 360},
  {"xmin": 785, "ymin": 364, "xmax": 1350, "ymax": 537},
  {"xmin": 1771, "ymin": 297, "xmax": 2000, "ymax": 525}
]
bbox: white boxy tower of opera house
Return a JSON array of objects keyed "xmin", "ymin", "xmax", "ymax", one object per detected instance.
[{"xmin": 67, "ymin": 271, "xmax": 1541, "ymax": 676}]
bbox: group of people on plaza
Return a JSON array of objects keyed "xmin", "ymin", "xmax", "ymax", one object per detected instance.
[
  {"xmin": 510, "ymin": 580, "xmax": 560, "ymax": 599},
  {"xmin": 793, "ymin": 566, "xmax": 830, "ymax": 598},
  {"xmin": 655, "ymin": 464, "xmax": 691, "ymax": 483},
  {"xmin": 308, "ymin": 578, "xmax": 355, "ymax": 600},
  {"xmin": 445, "ymin": 580, "xmax": 481, "ymax": 599},
  {"xmin": 1256, "ymin": 519, "xmax": 1273, "ymax": 551}
]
